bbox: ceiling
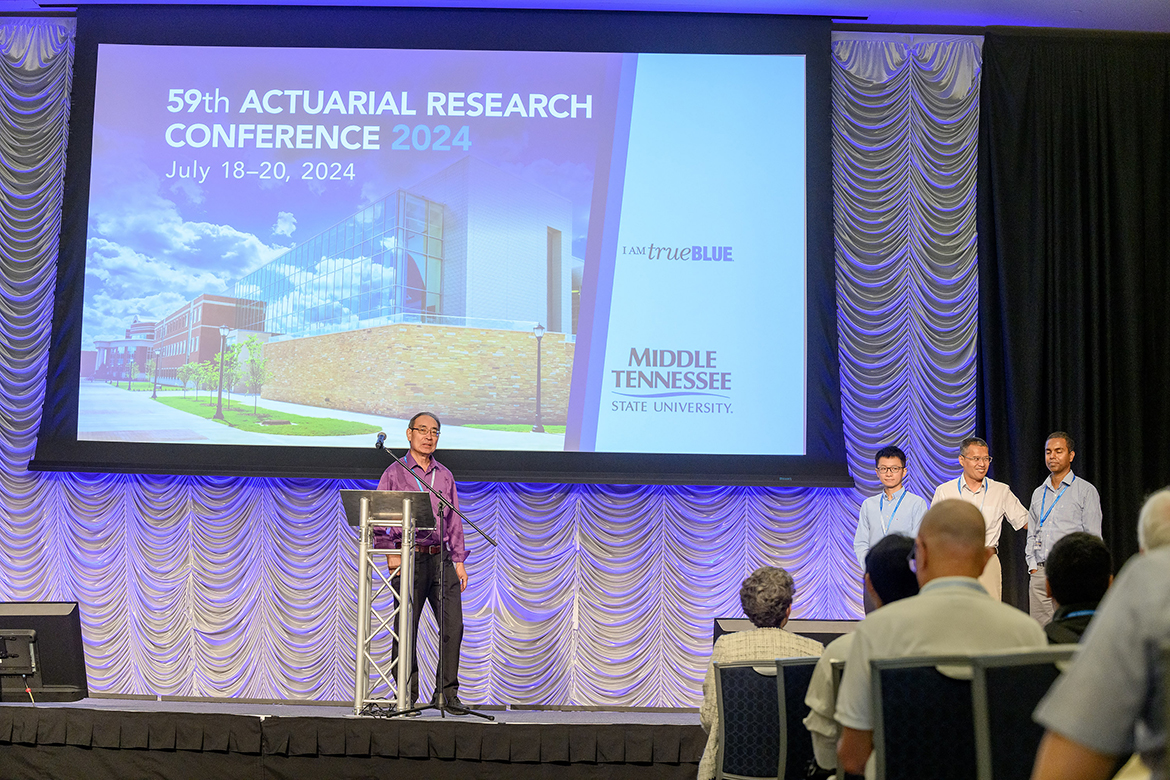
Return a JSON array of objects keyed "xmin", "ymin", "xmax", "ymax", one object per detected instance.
[{"xmin": 2, "ymin": 0, "xmax": 1168, "ymax": 33}]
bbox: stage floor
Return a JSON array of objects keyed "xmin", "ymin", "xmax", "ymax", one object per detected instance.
[
  {"xmin": 0, "ymin": 697, "xmax": 705, "ymax": 780},
  {"xmin": 14, "ymin": 696, "xmax": 700, "ymax": 726}
]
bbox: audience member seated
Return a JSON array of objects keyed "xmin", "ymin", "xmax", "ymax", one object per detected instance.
[
  {"xmin": 699, "ymin": 566, "xmax": 824, "ymax": 780},
  {"xmin": 1042, "ymin": 531, "xmax": 1112, "ymax": 644},
  {"xmin": 1031, "ymin": 491, "xmax": 1170, "ymax": 780},
  {"xmin": 803, "ymin": 533, "xmax": 920, "ymax": 771},
  {"xmin": 1138, "ymin": 487, "xmax": 1170, "ymax": 551},
  {"xmin": 834, "ymin": 499, "xmax": 1047, "ymax": 776}
]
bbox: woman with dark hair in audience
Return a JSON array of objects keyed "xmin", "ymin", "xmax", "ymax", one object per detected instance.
[{"xmin": 698, "ymin": 566, "xmax": 823, "ymax": 780}]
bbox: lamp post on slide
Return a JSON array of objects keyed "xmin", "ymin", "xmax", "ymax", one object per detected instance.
[
  {"xmin": 150, "ymin": 347, "xmax": 160, "ymax": 400},
  {"xmin": 213, "ymin": 325, "xmax": 229, "ymax": 421},
  {"xmin": 532, "ymin": 323, "xmax": 545, "ymax": 433}
]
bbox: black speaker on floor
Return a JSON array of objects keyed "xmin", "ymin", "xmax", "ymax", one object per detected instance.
[{"xmin": 0, "ymin": 602, "xmax": 88, "ymax": 702}]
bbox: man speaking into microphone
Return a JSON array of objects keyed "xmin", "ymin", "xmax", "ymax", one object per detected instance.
[{"xmin": 374, "ymin": 411, "xmax": 468, "ymax": 710}]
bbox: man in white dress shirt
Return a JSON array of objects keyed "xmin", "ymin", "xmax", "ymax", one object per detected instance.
[{"xmin": 930, "ymin": 436, "xmax": 1028, "ymax": 601}]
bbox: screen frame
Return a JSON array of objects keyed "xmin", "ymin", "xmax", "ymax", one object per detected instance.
[{"xmin": 33, "ymin": 4, "xmax": 849, "ymax": 487}]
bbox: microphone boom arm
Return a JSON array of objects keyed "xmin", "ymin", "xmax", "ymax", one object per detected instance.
[{"xmin": 375, "ymin": 441, "xmax": 497, "ymax": 548}]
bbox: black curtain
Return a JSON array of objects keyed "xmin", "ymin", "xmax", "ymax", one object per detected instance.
[{"xmin": 978, "ymin": 29, "xmax": 1170, "ymax": 605}]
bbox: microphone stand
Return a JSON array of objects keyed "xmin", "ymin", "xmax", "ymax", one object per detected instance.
[{"xmin": 375, "ymin": 437, "xmax": 496, "ymax": 722}]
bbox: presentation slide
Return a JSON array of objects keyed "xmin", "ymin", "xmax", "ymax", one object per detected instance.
[{"xmin": 79, "ymin": 43, "xmax": 807, "ymax": 456}]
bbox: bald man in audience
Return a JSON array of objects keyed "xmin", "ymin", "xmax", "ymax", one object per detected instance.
[
  {"xmin": 931, "ymin": 437, "xmax": 1029, "ymax": 600},
  {"xmin": 835, "ymin": 500, "xmax": 1046, "ymax": 776}
]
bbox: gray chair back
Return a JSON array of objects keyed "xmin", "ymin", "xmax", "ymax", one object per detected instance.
[
  {"xmin": 715, "ymin": 660, "xmax": 783, "ymax": 780},
  {"xmin": 971, "ymin": 646, "xmax": 1076, "ymax": 780},
  {"xmin": 829, "ymin": 659, "xmax": 863, "ymax": 780},
  {"xmin": 872, "ymin": 655, "xmax": 977, "ymax": 780},
  {"xmin": 777, "ymin": 657, "xmax": 820, "ymax": 778}
]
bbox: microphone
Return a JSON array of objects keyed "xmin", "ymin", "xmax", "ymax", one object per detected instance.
[{"xmin": 375, "ymin": 432, "xmax": 386, "ymax": 450}]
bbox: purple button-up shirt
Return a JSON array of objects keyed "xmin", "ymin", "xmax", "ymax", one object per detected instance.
[{"xmin": 374, "ymin": 452, "xmax": 466, "ymax": 563}]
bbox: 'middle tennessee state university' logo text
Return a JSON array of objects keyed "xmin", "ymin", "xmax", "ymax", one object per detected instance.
[
  {"xmin": 620, "ymin": 243, "xmax": 733, "ymax": 261},
  {"xmin": 609, "ymin": 347, "xmax": 733, "ymax": 415}
]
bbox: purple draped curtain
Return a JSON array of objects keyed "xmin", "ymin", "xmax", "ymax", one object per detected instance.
[{"xmin": 0, "ymin": 22, "xmax": 980, "ymax": 706}]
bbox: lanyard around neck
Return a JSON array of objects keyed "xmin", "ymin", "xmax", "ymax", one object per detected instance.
[
  {"xmin": 1038, "ymin": 476, "xmax": 1074, "ymax": 530},
  {"xmin": 411, "ymin": 464, "xmax": 437, "ymax": 495},
  {"xmin": 879, "ymin": 489, "xmax": 908, "ymax": 535}
]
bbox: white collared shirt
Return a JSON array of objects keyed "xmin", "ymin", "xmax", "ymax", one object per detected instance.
[{"xmin": 931, "ymin": 476, "xmax": 1028, "ymax": 547}]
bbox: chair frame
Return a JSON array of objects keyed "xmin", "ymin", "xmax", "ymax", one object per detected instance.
[
  {"xmin": 970, "ymin": 646, "xmax": 1077, "ymax": 780},
  {"xmin": 829, "ymin": 659, "xmax": 847, "ymax": 780},
  {"xmin": 714, "ymin": 657, "xmax": 820, "ymax": 780},
  {"xmin": 777, "ymin": 657, "xmax": 821, "ymax": 779},
  {"xmin": 715, "ymin": 659, "xmax": 784, "ymax": 780},
  {"xmin": 871, "ymin": 654, "xmax": 976, "ymax": 780}
]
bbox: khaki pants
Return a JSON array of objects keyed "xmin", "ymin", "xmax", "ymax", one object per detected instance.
[
  {"xmin": 1029, "ymin": 564, "xmax": 1054, "ymax": 625},
  {"xmin": 978, "ymin": 551, "xmax": 1002, "ymax": 601}
]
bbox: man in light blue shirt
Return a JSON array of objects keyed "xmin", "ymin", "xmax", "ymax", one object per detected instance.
[
  {"xmin": 1032, "ymin": 544, "xmax": 1170, "ymax": 780},
  {"xmin": 1026, "ymin": 431, "xmax": 1103, "ymax": 625},
  {"xmin": 853, "ymin": 445, "xmax": 929, "ymax": 570}
]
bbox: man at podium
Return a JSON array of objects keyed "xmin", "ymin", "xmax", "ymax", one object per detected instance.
[{"xmin": 374, "ymin": 411, "xmax": 468, "ymax": 709}]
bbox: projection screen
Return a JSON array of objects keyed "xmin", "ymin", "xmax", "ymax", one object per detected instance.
[{"xmin": 32, "ymin": 7, "xmax": 848, "ymax": 486}]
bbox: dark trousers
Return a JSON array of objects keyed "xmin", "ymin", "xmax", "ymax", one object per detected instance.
[{"xmin": 391, "ymin": 552, "xmax": 463, "ymax": 703}]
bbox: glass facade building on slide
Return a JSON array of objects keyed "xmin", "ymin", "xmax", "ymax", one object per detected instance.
[
  {"xmin": 234, "ymin": 191, "xmax": 444, "ymax": 339},
  {"xmin": 233, "ymin": 156, "xmax": 576, "ymax": 341}
]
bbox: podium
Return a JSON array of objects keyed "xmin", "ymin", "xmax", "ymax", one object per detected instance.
[{"xmin": 341, "ymin": 489, "xmax": 435, "ymax": 716}]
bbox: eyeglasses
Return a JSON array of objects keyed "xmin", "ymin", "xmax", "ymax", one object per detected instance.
[
  {"xmin": 876, "ymin": 466, "xmax": 904, "ymax": 474},
  {"xmin": 410, "ymin": 427, "xmax": 440, "ymax": 438},
  {"xmin": 962, "ymin": 455, "xmax": 992, "ymax": 465}
]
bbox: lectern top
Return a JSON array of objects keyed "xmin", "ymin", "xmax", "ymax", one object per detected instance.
[{"xmin": 340, "ymin": 489, "xmax": 437, "ymax": 530}]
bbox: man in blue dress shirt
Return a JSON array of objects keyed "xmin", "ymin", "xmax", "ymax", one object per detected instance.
[
  {"xmin": 1026, "ymin": 431, "xmax": 1103, "ymax": 625},
  {"xmin": 853, "ymin": 445, "xmax": 929, "ymax": 575}
]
